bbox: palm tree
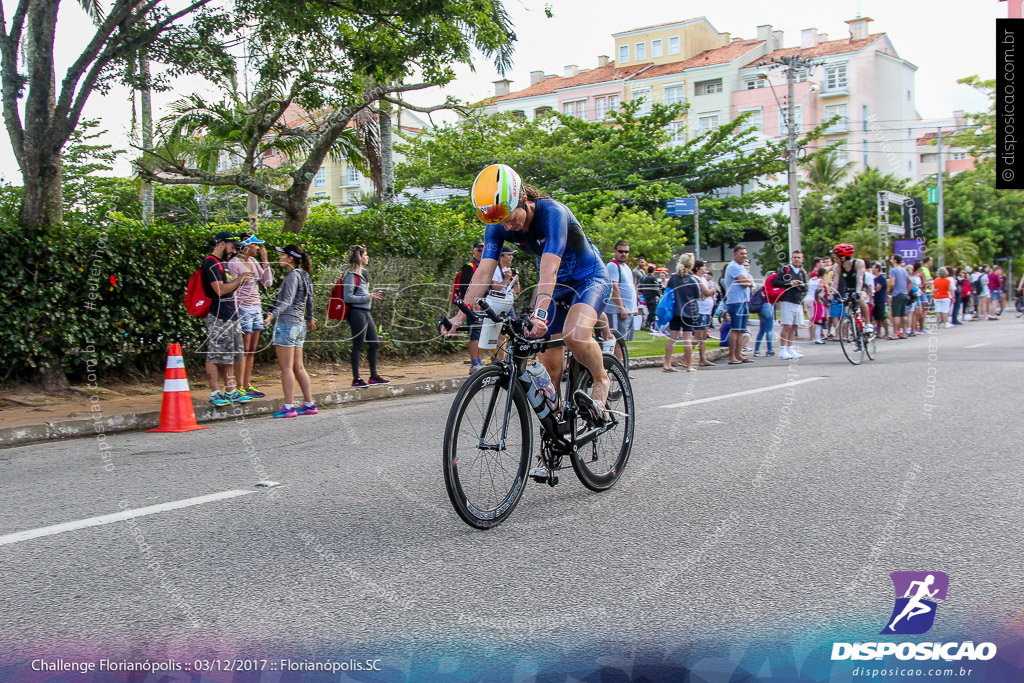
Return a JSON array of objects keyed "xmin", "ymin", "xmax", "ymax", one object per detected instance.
[
  {"xmin": 804, "ymin": 151, "xmax": 854, "ymax": 191},
  {"xmin": 155, "ymin": 77, "xmax": 368, "ymax": 227},
  {"xmin": 927, "ymin": 236, "xmax": 979, "ymax": 268}
]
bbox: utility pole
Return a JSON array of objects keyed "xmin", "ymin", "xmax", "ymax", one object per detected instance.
[
  {"xmin": 936, "ymin": 127, "xmax": 944, "ymax": 267},
  {"xmin": 761, "ymin": 55, "xmax": 818, "ymax": 255}
]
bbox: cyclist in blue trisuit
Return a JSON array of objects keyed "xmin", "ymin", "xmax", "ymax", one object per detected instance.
[{"xmin": 443, "ymin": 164, "xmax": 613, "ymax": 417}]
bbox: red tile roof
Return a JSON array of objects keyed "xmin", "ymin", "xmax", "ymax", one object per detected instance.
[
  {"xmin": 740, "ymin": 33, "xmax": 887, "ymax": 68},
  {"xmin": 633, "ymin": 40, "xmax": 765, "ymax": 79},
  {"xmin": 489, "ymin": 62, "xmax": 653, "ymax": 103}
]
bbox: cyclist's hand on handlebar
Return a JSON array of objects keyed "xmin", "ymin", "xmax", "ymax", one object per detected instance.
[
  {"xmin": 442, "ymin": 311, "xmax": 465, "ymax": 337},
  {"xmin": 527, "ymin": 316, "xmax": 548, "ymax": 338}
]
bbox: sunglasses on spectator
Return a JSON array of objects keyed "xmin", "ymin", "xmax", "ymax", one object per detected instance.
[{"xmin": 617, "ymin": 249, "xmax": 630, "ymax": 254}]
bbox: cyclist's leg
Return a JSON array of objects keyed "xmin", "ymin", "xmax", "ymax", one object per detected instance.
[{"xmin": 562, "ymin": 302, "xmax": 609, "ymax": 404}]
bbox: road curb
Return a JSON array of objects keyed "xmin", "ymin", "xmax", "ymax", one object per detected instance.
[{"xmin": 0, "ymin": 348, "xmax": 724, "ymax": 449}]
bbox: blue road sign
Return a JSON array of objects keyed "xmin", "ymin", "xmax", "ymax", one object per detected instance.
[{"xmin": 666, "ymin": 197, "xmax": 697, "ymax": 216}]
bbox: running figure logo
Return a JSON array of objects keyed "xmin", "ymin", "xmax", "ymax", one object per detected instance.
[{"xmin": 881, "ymin": 571, "xmax": 949, "ymax": 635}]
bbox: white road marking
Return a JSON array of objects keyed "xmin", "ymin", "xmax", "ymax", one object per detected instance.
[
  {"xmin": 0, "ymin": 489, "xmax": 256, "ymax": 547},
  {"xmin": 964, "ymin": 342, "xmax": 990, "ymax": 349},
  {"xmin": 660, "ymin": 377, "xmax": 826, "ymax": 409}
]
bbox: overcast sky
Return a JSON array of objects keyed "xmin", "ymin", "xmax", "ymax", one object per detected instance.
[{"xmin": 0, "ymin": 0, "xmax": 1000, "ymax": 182}]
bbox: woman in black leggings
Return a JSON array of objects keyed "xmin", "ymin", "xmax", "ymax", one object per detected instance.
[{"xmin": 343, "ymin": 245, "xmax": 389, "ymax": 387}]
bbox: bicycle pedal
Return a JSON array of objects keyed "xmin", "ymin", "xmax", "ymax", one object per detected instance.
[{"xmin": 604, "ymin": 408, "xmax": 629, "ymax": 418}]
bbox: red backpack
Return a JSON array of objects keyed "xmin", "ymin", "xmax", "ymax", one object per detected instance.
[
  {"xmin": 184, "ymin": 256, "xmax": 222, "ymax": 317},
  {"xmin": 763, "ymin": 271, "xmax": 786, "ymax": 304},
  {"xmin": 451, "ymin": 260, "xmax": 478, "ymax": 303},
  {"xmin": 328, "ymin": 272, "xmax": 360, "ymax": 320}
]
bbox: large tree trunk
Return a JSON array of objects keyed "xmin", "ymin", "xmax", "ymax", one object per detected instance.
[
  {"xmin": 20, "ymin": 0, "xmax": 62, "ymax": 228},
  {"xmin": 378, "ymin": 100, "xmax": 395, "ymax": 204},
  {"xmin": 282, "ymin": 203, "xmax": 309, "ymax": 233},
  {"xmin": 139, "ymin": 51, "xmax": 155, "ymax": 224},
  {"xmin": 246, "ymin": 192, "xmax": 259, "ymax": 232}
]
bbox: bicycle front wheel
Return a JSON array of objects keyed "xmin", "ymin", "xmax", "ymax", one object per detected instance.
[
  {"xmin": 442, "ymin": 366, "xmax": 532, "ymax": 529},
  {"xmin": 838, "ymin": 316, "xmax": 863, "ymax": 365},
  {"xmin": 568, "ymin": 354, "xmax": 635, "ymax": 491},
  {"xmin": 863, "ymin": 328, "xmax": 877, "ymax": 361}
]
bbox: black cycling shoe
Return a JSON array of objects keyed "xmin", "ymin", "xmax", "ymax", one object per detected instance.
[{"xmin": 573, "ymin": 389, "xmax": 608, "ymax": 426}]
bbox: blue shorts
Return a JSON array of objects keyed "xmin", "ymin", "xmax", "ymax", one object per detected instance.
[
  {"xmin": 725, "ymin": 302, "xmax": 749, "ymax": 332},
  {"xmin": 829, "ymin": 301, "xmax": 844, "ymax": 318},
  {"xmin": 696, "ymin": 313, "xmax": 711, "ymax": 330},
  {"xmin": 272, "ymin": 321, "xmax": 307, "ymax": 347},
  {"xmin": 546, "ymin": 276, "xmax": 611, "ymax": 336},
  {"xmin": 238, "ymin": 305, "xmax": 265, "ymax": 333},
  {"xmin": 991, "ymin": 289, "xmax": 1002, "ymax": 301}
]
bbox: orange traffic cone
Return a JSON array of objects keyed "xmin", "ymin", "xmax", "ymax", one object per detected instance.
[{"xmin": 147, "ymin": 343, "xmax": 210, "ymax": 433}]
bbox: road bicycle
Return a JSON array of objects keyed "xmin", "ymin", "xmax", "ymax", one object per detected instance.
[
  {"xmin": 439, "ymin": 299, "xmax": 635, "ymax": 529},
  {"xmin": 837, "ymin": 292, "xmax": 876, "ymax": 365}
]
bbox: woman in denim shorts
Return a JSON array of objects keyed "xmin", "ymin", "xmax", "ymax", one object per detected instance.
[
  {"xmin": 264, "ymin": 244, "xmax": 317, "ymax": 418},
  {"xmin": 228, "ymin": 234, "xmax": 273, "ymax": 398}
]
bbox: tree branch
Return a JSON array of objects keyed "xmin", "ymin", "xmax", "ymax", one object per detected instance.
[{"xmin": 379, "ymin": 95, "xmax": 465, "ymax": 116}]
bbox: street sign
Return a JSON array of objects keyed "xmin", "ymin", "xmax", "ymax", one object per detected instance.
[
  {"xmin": 666, "ymin": 197, "xmax": 697, "ymax": 216},
  {"xmin": 928, "ymin": 187, "xmax": 938, "ymax": 204}
]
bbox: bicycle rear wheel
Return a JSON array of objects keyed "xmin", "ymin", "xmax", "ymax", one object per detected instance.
[
  {"xmin": 838, "ymin": 316, "xmax": 863, "ymax": 365},
  {"xmin": 442, "ymin": 366, "xmax": 532, "ymax": 529},
  {"xmin": 568, "ymin": 354, "xmax": 634, "ymax": 491}
]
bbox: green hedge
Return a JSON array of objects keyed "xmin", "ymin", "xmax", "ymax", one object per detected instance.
[{"xmin": 1, "ymin": 200, "xmax": 486, "ymax": 382}]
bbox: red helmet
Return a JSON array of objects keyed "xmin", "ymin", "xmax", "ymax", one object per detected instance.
[{"xmin": 832, "ymin": 243, "xmax": 855, "ymax": 259}]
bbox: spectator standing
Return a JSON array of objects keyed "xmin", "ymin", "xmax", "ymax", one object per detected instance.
[
  {"xmin": 908, "ymin": 262, "xmax": 925, "ymax": 335},
  {"xmin": 606, "ymin": 240, "xmax": 637, "ymax": 342},
  {"xmin": 871, "ymin": 262, "xmax": 891, "ymax": 339},
  {"xmin": 751, "ymin": 285, "xmax": 774, "ymax": 357},
  {"xmin": 919, "ymin": 256, "xmax": 934, "ymax": 316},
  {"xmin": 228, "ymin": 234, "xmax": 273, "ymax": 398},
  {"xmin": 491, "ymin": 244, "xmax": 520, "ymax": 294},
  {"xmin": 343, "ymin": 245, "xmax": 389, "ymax": 388},
  {"xmin": 662, "ymin": 253, "xmax": 712, "ymax": 372},
  {"xmin": 632, "ymin": 256, "xmax": 648, "ymax": 289},
  {"xmin": 202, "ymin": 231, "xmax": 252, "ymax": 407},
  {"xmin": 263, "ymin": 244, "xmax": 316, "ymax": 417},
  {"xmin": 455, "ymin": 241, "xmax": 484, "ymax": 372},
  {"xmin": 989, "ymin": 266, "xmax": 1004, "ymax": 315},
  {"xmin": 694, "ymin": 261, "xmax": 716, "ymax": 366},
  {"xmin": 724, "ymin": 245, "xmax": 754, "ymax": 364},
  {"xmin": 638, "ymin": 266, "xmax": 661, "ymax": 329},
  {"xmin": 811, "ymin": 284, "xmax": 827, "ymax": 344},
  {"xmin": 932, "ymin": 267, "xmax": 953, "ymax": 328},
  {"xmin": 889, "ymin": 254, "xmax": 910, "ymax": 338},
  {"xmin": 775, "ymin": 250, "xmax": 808, "ymax": 360},
  {"xmin": 968, "ymin": 266, "xmax": 984, "ymax": 319}
]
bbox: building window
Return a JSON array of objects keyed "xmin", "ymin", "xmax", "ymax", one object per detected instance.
[
  {"xmin": 824, "ymin": 103, "xmax": 849, "ymax": 133},
  {"xmin": 347, "ymin": 191, "xmax": 360, "ymax": 204},
  {"xmin": 619, "ymin": 45, "xmax": 630, "ymax": 63},
  {"xmin": 594, "ymin": 94, "xmax": 619, "ymax": 119},
  {"xmin": 863, "ymin": 138, "xmax": 868, "ymax": 167},
  {"xmin": 825, "ymin": 63, "xmax": 848, "ymax": 91},
  {"xmin": 511, "ymin": 110, "xmax": 526, "ymax": 119},
  {"xmin": 695, "ymin": 79, "xmax": 723, "ymax": 96},
  {"xmin": 563, "ymin": 99, "xmax": 586, "ymax": 119},
  {"xmin": 835, "ymin": 139, "xmax": 849, "ymax": 165},
  {"xmin": 345, "ymin": 165, "xmax": 361, "ymax": 185},
  {"xmin": 663, "ymin": 84, "xmax": 685, "ymax": 107},
  {"xmin": 779, "ymin": 105, "xmax": 803, "ymax": 136},
  {"xmin": 668, "ymin": 36, "xmax": 680, "ymax": 55},
  {"xmin": 951, "ymin": 151, "xmax": 968, "ymax": 161},
  {"xmin": 534, "ymin": 106, "xmax": 553, "ymax": 118},
  {"xmin": 311, "ymin": 191, "xmax": 329, "ymax": 204},
  {"xmin": 793, "ymin": 68, "xmax": 808, "ymax": 83},
  {"xmin": 862, "ymin": 104, "xmax": 869, "ymax": 131},
  {"xmin": 744, "ymin": 76, "xmax": 766, "ymax": 90},
  {"xmin": 907, "ymin": 89, "xmax": 912, "ymax": 101},
  {"xmin": 632, "ymin": 88, "xmax": 652, "ymax": 114},
  {"xmin": 313, "ymin": 166, "xmax": 327, "ymax": 188},
  {"xmin": 667, "ymin": 121, "xmax": 686, "ymax": 143},
  {"xmin": 738, "ymin": 107, "xmax": 763, "ymax": 133},
  {"xmin": 635, "ymin": 42, "xmax": 646, "ymax": 60},
  {"xmin": 697, "ymin": 113, "xmax": 720, "ymax": 135},
  {"xmin": 920, "ymin": 153, "xmax": 937, "ymax": 164},
  {"xmin": 652, "ymin": 39, "xmax": 663, "ymax": 58}
]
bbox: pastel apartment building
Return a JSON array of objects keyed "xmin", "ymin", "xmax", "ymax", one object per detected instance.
[{"xmin": 481, "ymin": 15, "xmax": 921, "ymax": 181}]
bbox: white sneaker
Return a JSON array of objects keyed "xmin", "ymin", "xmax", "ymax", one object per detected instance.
[
  {"xmin": 864, "ymin": 324, "xmax": 874, "ymax": 334},
  {"xmin": 790, "ymin": 348, "xmax": 804, "ymax": 359},
  {"xmin": 778, "ymin": 349, "xmax": 793, "ymax": 360},
  {"xmin": 813, "ymin": 339, "xmax": 826, "ymax": 345},
  {"xmin": 944, "ymin": 322, "xmax": 953, "ymax": 328},
  {"xmin": 529, "ymin": 465, "xmax": 550, "ymax": 479}
]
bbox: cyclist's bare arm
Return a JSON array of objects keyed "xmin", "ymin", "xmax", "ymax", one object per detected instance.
[
  {"xmin": 528, "ymin": 253, "xmax": 561, "ymax": 338},
  {"xmin": 444, "ymin": 258, "xmax": 499, "ymax": 334}
]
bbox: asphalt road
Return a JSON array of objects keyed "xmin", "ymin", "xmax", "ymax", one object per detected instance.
[{"xmin": 1, "ymin": 319, "xmax": 1022, "ymax": 675}]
